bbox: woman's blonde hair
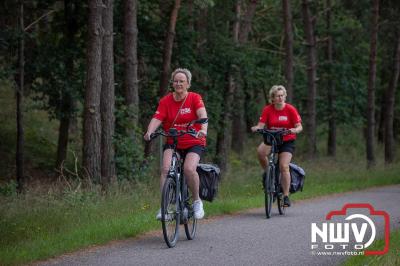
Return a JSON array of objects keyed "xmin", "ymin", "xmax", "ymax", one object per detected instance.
[
  {"xmin": 268, "ymin": 85, "xmax": 287, "ymax": 103},
  {"xmin": 171, "ymin": 68, "xmax": 192, "ymax": 85}
]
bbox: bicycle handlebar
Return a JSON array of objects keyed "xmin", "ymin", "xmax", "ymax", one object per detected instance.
[
  {"xmin": 254, "ymin": 128, "xmax": 291, "ymax": 147},
  {"xmin": 149, "ymin": 128, "xmax": 198, "ymax": 141},
  {"xmin": 149, "ymin": 118, "xmax": 208, "ymax": 141},
  {"xmin": 255, "ymin": 128, "xmax": 291, "ymax": 136}
]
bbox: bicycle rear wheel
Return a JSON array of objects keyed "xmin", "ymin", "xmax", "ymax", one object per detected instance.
[
  {"xmin": 161, "ymin": 178, "xmax": 179, "ymax": 248},
  {"xmin": 277, "ymin": 193, "xmax": 285, "ymax": 215},
  {"xmin": 183, "ymin": 184, "xmax": 197, "ymax": 240},
  {"xmin": 264, "ymin": 167, "xmax": 274, "ymax": 219}
]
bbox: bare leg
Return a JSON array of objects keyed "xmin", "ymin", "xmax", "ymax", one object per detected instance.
[
  {"xmin": 160, "ymin": 149, "xmax": 173, "ymax": 192},
  {"xmin": 257, "ymin": 142, "xmax": 271, "ymax": 170},
  {"xmin": 183, "ymin": 152, "xmax": 201, "ymax": 201},
  {"xmin": 279, "ymin": 152, "xmax": 292, "ymax": 196}
]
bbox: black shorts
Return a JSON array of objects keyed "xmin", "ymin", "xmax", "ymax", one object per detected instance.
[
  {"xmin": 163, "ymin": 144, "xmax": 205, "ymax": 159},
  {"xmin": 276, "ymin": 140, "xmax": 295, "ymax": 154}
]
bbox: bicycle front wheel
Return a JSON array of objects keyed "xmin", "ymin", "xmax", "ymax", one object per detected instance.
[
  {"xmin": 183, "ymin": 184, "xmax": 197, "ymax": 240},
  {"xmin": 161, "ymin": 178, "xmax": 179, "ymax": 248},
  {"xmin": 264, "ymin": 167, "xmax": 274, "ymax": 219}
]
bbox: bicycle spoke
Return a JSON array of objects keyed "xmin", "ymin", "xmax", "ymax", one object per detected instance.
[
  {"xmin": 277, "ymin": 194, "xmax": 286, "ymax": 215},
  {"xmin": 184, "ymin": 184, "xmax": 197, "ymax": 240},
  {"xmin": 264, "ymin": 167, "xmax": 274, "ymax": 219},
  {"xmin": 161, "ymin": 178, "xmax": 179, "ymax": 247}
]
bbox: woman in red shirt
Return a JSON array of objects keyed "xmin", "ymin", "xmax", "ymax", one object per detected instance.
[
  {"xmin": 251, "ymin": 85, "xmax": 302, "ymax": 207},
  {"xmin": 144, "ymin": 68, "xmax": 208, "ymax": 220}
]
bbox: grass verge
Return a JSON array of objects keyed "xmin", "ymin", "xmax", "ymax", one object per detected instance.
[
  {"xmin": 1, "ymin": 154, "xmax": 399, "ymax": 265},
  {"xmin": 343, "ymin": 229, "xmax": 400, "ymax": 266}
]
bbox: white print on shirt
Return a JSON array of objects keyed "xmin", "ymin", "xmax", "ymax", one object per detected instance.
[
  {"xmin": 180, "ymin": 108, "xmax": 191, "ymax": 115},
  {"xmin": 174, "ymin": 122, "xmax": 189, "ymax": 127},
  {"xmin": 278, "ymin": 116, "xmax": 288, "ymax": 121}
]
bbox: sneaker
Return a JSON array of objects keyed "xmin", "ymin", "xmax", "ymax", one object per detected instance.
[
  {"xmin": 283, "ymin": 196, "xmax": 291, "ymax": 207},
  {"xmin": 156, "ymin": 209, "xmax": 162, "ymax": 220},
  {"xmin": 192, "ymin": 199, "xmax": 205, "ymax": 219},
  {"xmin": 157, "ymin": 209, "xmax": 174, "ymax": 221}
]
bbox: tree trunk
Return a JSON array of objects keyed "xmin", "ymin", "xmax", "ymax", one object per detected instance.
[
  {"xmin": 146, "ymin": 0, "xmax": 181, "ymax": 159},
  {"xmin": 301, "ymin": 0, "xmax": 317, "ymax": 158},
  {"xmin": 377, "ymin": 88, "xmax": 386, "ymax": 143},
  {"xmin": 56, "ymin": 0, "xmax": 79, "ymax": 169},
  {"xmin": 231, "ymin": 0, "xmax": 258, "ymax": 154},
  {"xmin": 282, "ymin": 0, "xmax": 294, "ymax": 102},
  {"xmin": 216, "ymin": 70, "xmax": 236, "ymax": 172},
  {"xmin": 238, "ymin": 0, "xmax": 258, "ymax": 44},
  {"xmin": 326, "ymin": 0, "xmax": 336, "ymax": 157},
  {"xmin": 366, "ymin": 0, "xmax": 379, "ymax": 168},
  {"xmin": 231, "ymin": 85, "xmax": 245, "ymax": 153},
  {"xmin": 101, "ymin": 0, "xmax": 115, "ymax": 186},
  {"xmin": 124, "ymin": 0, "xmax": 139, "ymax": 127},
  {"xmin": 16, "ymin": 1, "xmax": 25, "ymax": 192},
  {"xmin": 233, "ymin": 1, "xmax": 240, "ymax": 44},
  {"xmin": 378, "ymin": 56, "xmax": 390, "ymax": 143},
  {"xmin": 384, "ymin": 30, "xmax": 400, "ymax": 164},
  {"xmin": 196, "ymin": 7, "xmax": 208, "ymax": 53},
  {"xmin": 159, "ymin": 0, "xmax": 181, "ymax": 96},
  {"xmin": 56, "ymin": 109, "xmax": 71, "ymax": 169},
  {"xmin": 158, "ymin": 0, "xmax": 172, "ymax": 17},
  {"xmin": 219, "ymin": 1, "xmax": 240, "ymax": 166},
  {"xmin": 83, "ymin": 0, "xmax": 103, "ymax": 182},
  {"xmin": 187, "ymin": 0, "xmax": 194, "ymax": 31}
]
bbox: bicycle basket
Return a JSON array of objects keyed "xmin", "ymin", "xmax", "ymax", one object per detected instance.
[{"xmin": 263, "ymin": 132, "xmax": 283, "ymax": 146}]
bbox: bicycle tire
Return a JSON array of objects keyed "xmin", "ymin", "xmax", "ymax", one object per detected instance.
[
  {"xmin": 161, "ymin": 178, "xmax": 179, "ymax": 248},
  {"xmin": 276, "ymin": 173, "xmax": 285, "ymax": 215},
  {"xmin": 264, "ymin": 166, "xmax": 274, "ymax": 219},
  {"xmin": 277, "ymin": 194, "xmax": 285, "ymax": 215},
  {"xmin": 183, "ymin": 184, "xmax": 197, "ymax": 240}
]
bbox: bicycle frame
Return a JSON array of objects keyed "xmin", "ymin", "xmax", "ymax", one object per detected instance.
[
  {"xmin": 256, "ymin": 129, "xmax": 288, "ymax": 218},
  {"xmin": 266, "ymin": 136, "xmax": 280, "ymax": 194},
  {"xmin": 167, "ymin": 137, "xmax": 190, "ymax": 224},
  {"xmin": 150, "ymin": 118, "xmax": 207, "ymax": 247}
]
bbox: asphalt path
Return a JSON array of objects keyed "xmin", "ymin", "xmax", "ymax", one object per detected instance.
[{"xmin": 36, "ymin": 185, "xmax": 400, "ymax": 266}]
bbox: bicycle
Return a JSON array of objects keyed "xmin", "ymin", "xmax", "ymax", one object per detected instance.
[
  {"xmin": 255, "ymin": 129, "xmax": 290, "ymax": 219},
  {"xmin": 150, "ymin": 118, "xmax": 208, "ymax": 248}
]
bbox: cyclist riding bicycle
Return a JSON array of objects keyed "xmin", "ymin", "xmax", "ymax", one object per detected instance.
[
  {"xmin": 144, "ymin": 68, "xmax": 208, "ymax": 220},
  {"xmin": 251, "ymin": 85, "xmax": 302, "ymax": 207}
]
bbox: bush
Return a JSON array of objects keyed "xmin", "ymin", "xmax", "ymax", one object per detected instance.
[{"xmin": 0, "ymin": 180, "xmax": 17, "ymax": 196}]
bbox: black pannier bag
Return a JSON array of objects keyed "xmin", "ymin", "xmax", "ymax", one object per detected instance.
[
  {"xmin": 196, "ymin": 163, "xmax": 221, "ymax": 202},
  {"xmin": 289, "ymin": 162, "xmax": 305, "ymax": 193}
]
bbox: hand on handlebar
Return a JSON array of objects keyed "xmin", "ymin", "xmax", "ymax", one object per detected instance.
[
  {"xmin": 196, "ymin": 129, "xmax": 207, "ymax": 138},
  {"xmin": 251, "ymin": 126, "xmax": 262, "ymax": 132},
  {"xmin": 143, "ymin": 132, "xmax": 152, "ymax": 141}
]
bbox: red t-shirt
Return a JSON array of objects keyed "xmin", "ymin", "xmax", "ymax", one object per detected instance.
[
  {"xmin": 259, "ymin": 103, "xmax": 302, "ymax": 142},
  {"xmin": 153, "ymin": 92, "xmax": 206, "ymax": 149}
]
